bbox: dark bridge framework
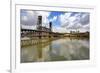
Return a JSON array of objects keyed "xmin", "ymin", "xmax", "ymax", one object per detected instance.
[
  {"xmin": 21, "ymin": 29, "xmax": 64, "ymax": 38},
  {"xmin": 21, "ymin": 28, "xmax": 65, "ymax": 47}
]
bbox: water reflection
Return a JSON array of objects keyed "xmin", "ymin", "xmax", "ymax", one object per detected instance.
[{"xmin": 21, "ymin": 38, "xmax": 89, "ymax": 63}]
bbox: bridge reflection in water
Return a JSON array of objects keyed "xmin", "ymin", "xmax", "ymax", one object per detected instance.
[{"xmin": 21, "ymin": 37, "xmax": 89, "ymax": 63}]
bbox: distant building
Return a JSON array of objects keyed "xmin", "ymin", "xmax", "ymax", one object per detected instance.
[
  {"xmin": 70, "ymin": 31, "xmax": 76, "ymax": 34},
  {"xmin": 70, "ymin": 30, "xmax": 80, "ymax": 34}
]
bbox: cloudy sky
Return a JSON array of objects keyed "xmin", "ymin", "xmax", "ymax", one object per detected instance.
[{"xmin": 20, "ymin": 9, "xmax": 90, "ymax": 33}]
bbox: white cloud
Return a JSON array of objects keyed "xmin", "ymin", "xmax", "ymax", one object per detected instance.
[
  {"xmin": 82, "ymin": 24, "xmax": 90, "ymax": 31},
  {"xmin": 21, "ymin": 10, "xmax": 51, "ymax": 29},
  {"xmin": 21, "ymin": 10, "xmax": 38, "ymax": 26},
  {"xmin": 36, "ymin": 11, "xmax": 50, "ymax": 17},
  {"xmin": 50, "ymin": 16, "xmax": 57, "ymax": 22},
  {"xmin": 59, "ymin": 12, "xmax": 90, "ymax": 32},
  {"xmin": 27, "ymin": 11, "xmax": 36, "ymax": 16},
  {"xmin": 21, "ymin": 16, "xmax": 28, "ymax": 21},
  {"xmin": 80, "ymin": 13, "xmax": 89, "ymax": 25},
  {"xmin": 60, "ymin": 13, "xmax": 72, "ymax": 27}
]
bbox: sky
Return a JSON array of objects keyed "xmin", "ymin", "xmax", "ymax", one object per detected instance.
[{"xmin": 20, "ymin": 9, "xmax": 90, "ymax": 33}]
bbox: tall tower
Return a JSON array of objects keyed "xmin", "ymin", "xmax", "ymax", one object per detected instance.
[
  {"xmin": 37, "ymin": 16, "xmax": 42, "ymax": 39},
  {"xmin": 37, "ymin": 16, "xmax": 42, "ymax": 30},
  {"xmin": 49, "ymin": 22, "xmax": 52, "ymax": 32}
]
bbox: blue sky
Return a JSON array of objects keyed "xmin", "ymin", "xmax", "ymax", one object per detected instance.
[
  {"xmin": 20, "ymin": 9, "xmax": 90, "ymax": 33},
  {"xmin": 48, "ymin": 11, "xmax": 64, "ymax": 27}
]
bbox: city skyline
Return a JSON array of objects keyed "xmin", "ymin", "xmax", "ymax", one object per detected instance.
[{"xmin": 20, "ymin": 9, "xmax": 90, "ymax": 33}]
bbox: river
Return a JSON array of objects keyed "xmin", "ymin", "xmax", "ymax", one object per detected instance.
[{"xmin": 21, "ymin": 37, "xmax": 89, "ymax": 63}]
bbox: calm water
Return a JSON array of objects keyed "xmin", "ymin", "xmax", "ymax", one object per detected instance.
[{"xmin": 21, "ymin": 38, "xmax": 89, "ymax": 63}]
